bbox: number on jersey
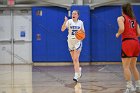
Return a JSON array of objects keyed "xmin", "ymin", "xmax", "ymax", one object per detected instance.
[
  {"xmin": 72, "ymin": 30, "xmax": 77, "ymax": 35},
  {"xmin": 129, "ymin": 20, "xmax": 135, "ymax": 28}
]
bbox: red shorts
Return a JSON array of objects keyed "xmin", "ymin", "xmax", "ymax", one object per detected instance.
[{"xmin": 122, "ymin": 39, "xmax": 140, "ymax": 58}]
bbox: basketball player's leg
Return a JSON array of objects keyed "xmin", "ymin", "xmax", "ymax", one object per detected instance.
[
  {"xmin": 130, "ymin": 40, "xmax": 140, "ymax": 81},
  {"xmin": 68, "ymin": 39, "xmax": 81, "ymax": 81},
  {"xmin": 122, "ymin": 58, "xmax": 132, "ymax": 81},
  {"xmin": 72, "ymin": 41, "xmax": 82, "ymax": 82},
  {"xmin": 130, "ymin": 57, "xmax": 140, "ymax": 92},
  {"xmin": 70, "ymin": 49, "xmax": 81, "ymax": 82},
  {"xmin": 130, "ymin": 57, "xmax": 139, "ymax": 81},
  {"xmin": 70, "ymin": 49, "xmax": 80, "ymax": 72},
  {"xmin": 69, "ymin": 50, "xmax": 76, "ymax": 69},
  {"xmin": 70, "ymin": 50, "xmax": 74, "ymax": 61},
  {"xmin": 73, "ymin": 50, "xmax": 81, "ymax": 73},
  {"xmin": 68, "ymin": 40, "xmax": 76, "ymax": 73},
  {"xmin": 122, "ymin": 58, "xmax": 136, "ymax": 93},
  {"xmin": 121, "ymin": 40, "xmax": 134, "ymax": 88},
  {"xmin": 72, "ymin": 49, "xmax": 82, "ymax": 82}
]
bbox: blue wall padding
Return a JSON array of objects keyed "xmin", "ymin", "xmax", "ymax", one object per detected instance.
[
  {"xmin": 133, "ymin": 6, "xmax": 140, "ymax": 24},
  {"xmin": 70, "ymin": 5, "xmax": 91, "ymax": 62},
  {"xmin": 91, "ymin": 6, "xmax": 122, "ymax": 62},
  {"xmin": 32, "ymin": 7, "xmax": 71, "ymax": 62},
  {"xmin": 32, "ymin": 7, "xmax": 47, "ymax": 61}
]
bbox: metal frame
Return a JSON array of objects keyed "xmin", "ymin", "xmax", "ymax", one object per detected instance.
[
  {"xmin": 10, "ymin": 9, "xmax": 14, "ymax": 65},
  {"xmin": 0, "ymin": 0, "xmax": 140, "ymax": 10},
  {"xmin": 89, "ymin": 0, "xmax": 120, "ymax": 9}
]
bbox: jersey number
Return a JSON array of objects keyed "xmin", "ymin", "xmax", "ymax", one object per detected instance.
[
  {"xmin": 72, "ymin": 30, "xmax": 77, "ymax": 35},
  {"xmin": 129, "ymin": 20, "xmax": 135, "ymax": 28}
]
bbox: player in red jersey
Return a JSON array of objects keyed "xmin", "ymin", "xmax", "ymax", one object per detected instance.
[{"xmin": 116, "ymin": 3, "xmax": 140, "ymax": 93}]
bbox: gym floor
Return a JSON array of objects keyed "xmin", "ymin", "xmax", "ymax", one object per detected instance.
[{"xmin": 1, "ymin": 64, "xmax": 139, "ymax": 93}]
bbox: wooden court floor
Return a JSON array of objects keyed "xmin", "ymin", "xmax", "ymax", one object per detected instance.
[{"xmin": 0, "ymin": 64, "xmax": 140, "ymax": 93}]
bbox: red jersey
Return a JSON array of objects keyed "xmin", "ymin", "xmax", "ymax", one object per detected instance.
[{"xmin": 122, "ymin": 14, "xmax": 138, "ymax": 40}]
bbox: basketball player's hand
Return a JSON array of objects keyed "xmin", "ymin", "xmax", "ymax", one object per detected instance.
[
  {"xmin": 64, "ymin": 16, "xmax": 68, "ymax": 22},
  {"xmin": 116, "ymin": 33, "xmax": 120, "ymax": 38}
]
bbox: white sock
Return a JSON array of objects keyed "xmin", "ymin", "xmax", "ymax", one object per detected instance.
[
  {"xmin": 136, "ymin": 80, "xmax": 140, "ymax": 87},
  {"xmin": 79, "ymin": 67, "xmax": 81, "ymax": 73},
  {"xmin": 126, "ymin": 81, "xmax": 133, "ymax": 88},
  {"xmin": 74, "ymin": 72, "xmax": 79, "ymax": 76}
]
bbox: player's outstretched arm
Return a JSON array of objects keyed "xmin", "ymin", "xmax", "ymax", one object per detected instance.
[{"xmin": 61, "ymin": 16, "xmax": 68, "ymax": 32}]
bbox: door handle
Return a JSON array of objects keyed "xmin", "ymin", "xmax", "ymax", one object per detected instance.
[
  {"xmin": 14, "ymin": 40, "xmax": 25, "ymax": 42},
  {"xmin": 14, "ymin": 40, "xmax": 25, "ymax": 43},
  {"xmin": 0, "ymin": 40, "xmax": 11, "ymax": 43},
  {"xmin": 13, "ymin": 40, "xmax": 31, "ymax": 43}
]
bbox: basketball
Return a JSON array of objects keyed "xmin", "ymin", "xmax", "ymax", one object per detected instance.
[{"xmin": 75, "ymin": 29, "xmax": 85, "ymax": 40}]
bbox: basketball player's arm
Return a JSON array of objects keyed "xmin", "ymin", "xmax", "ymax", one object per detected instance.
[
  {"xmin": 116, "ymin": 16, "xmax": 124, "ymax": 38},
  {"xmin": 137, "ymin": 24, "xmax": 140, "ymax": 37},
  {"xmin": 61, "ymin": 16, "xmax": 68, "ymax": 32}
]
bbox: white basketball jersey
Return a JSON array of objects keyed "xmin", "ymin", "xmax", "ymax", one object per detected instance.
[{"xmin": 66, "ymin": 19, "xmax": 85, "ymax": 39}]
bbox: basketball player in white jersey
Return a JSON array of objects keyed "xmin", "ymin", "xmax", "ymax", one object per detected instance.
[{"xmin": 61, "ymin": 10, "xmax": 85, "ymax": 82}]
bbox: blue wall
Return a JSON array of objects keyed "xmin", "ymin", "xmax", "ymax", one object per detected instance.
[
  {"xmin": 32, "ymin": 7, "xmax": 70, "ymax": 62},
  {"xmin": 32, "ymin": 5, "xmax": 140, "ymax": 62},
  {"xmin": 91, "ymin": 6, "xmax": 122, "ymax": 62},
  {"xmin": 91, "ymin": 5, "xmax": 140, "ymax": 62}
]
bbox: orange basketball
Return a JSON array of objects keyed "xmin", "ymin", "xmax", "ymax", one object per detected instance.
[{"xmin": 75, "ymin": 29, "xmax": 85, "ymax": 40}]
